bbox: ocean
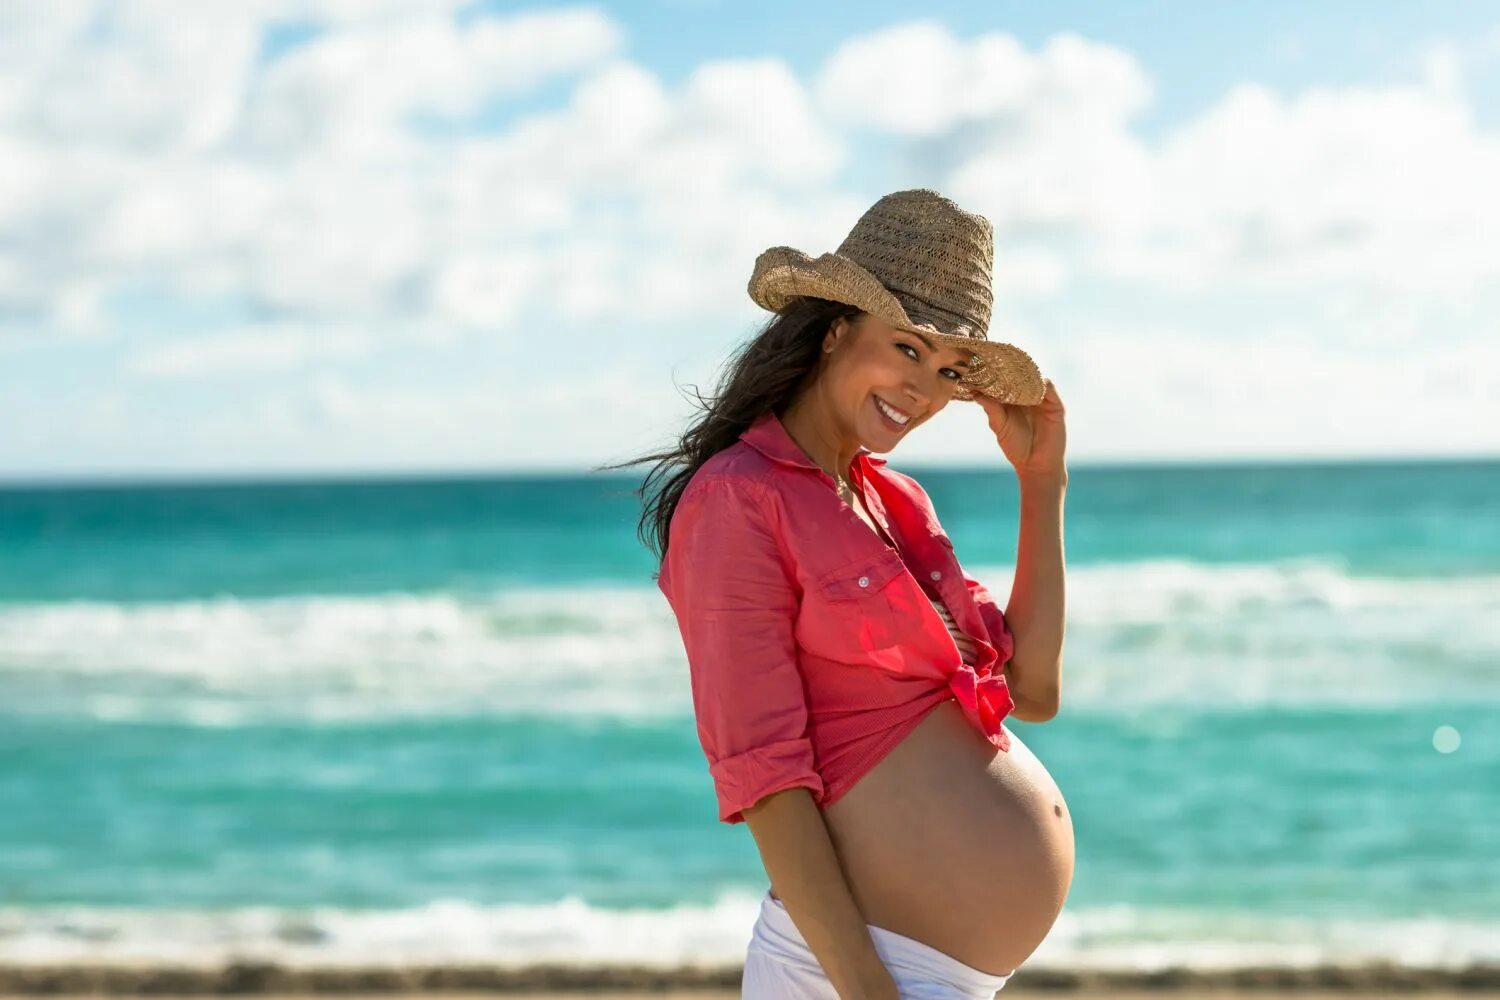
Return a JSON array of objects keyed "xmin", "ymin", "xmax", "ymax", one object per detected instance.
[{"xmin": 1, "ymin": 458, "xmax": 1496, "ymax": 971}]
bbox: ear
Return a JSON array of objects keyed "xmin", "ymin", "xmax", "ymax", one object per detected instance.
[{"xmin": 823, "ymin": 316, "xmax": 849, "ymax": 354}]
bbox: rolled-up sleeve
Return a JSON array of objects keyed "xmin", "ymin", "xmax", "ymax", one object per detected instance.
[{"xmin": 658, "ymin": 477, "xmax": 823, "ymax": 824}]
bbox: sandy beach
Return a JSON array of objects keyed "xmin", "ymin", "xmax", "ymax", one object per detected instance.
[
  {"xmin": 2, "ymin": 963, "xmax": 1498, "ymax": 997},
  {"xmin": 2, "ymin": 992, "xmax": 1498, "ymax": 1000},
  {"xmin": 382, "ymin": 994, "xmax": 1494, "ymax": 1000}
]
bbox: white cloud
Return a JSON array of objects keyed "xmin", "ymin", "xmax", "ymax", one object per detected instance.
[
  {"xmin": 818, "ymin": 20, "xmax": 1500, "ymax": 299},
  {"xmin": 0, "ymin": 2, "xmax": 633, "ymax": 332},
  {"xmin": 1, "ymin": 6, "xmax": 1498, "ymax": 473},
  {"xmin": 1116, "ymin": 78, "xmax": 1500, "ymax": 295},
  {"xmin": 1418, "ymin": 39, "xmax": 1464, "ymax": 100},
  {"xmin": 129, "ymin": 324, "xmax": 373, "ymax": 378},
  {"xmin": 817, "ymin": 23, "xmax": 1152, "ymax": 138},
  {"xmin": 242, "ymin": 6, "xmax": 622, "ymax": 155},
  {"xmin": 137, "ymin": 365, "xmax": 676, "ymax": 474},
  {"xmin": 901, "ymin": 319, "xmax": 1500, "ymax": 465},
  {"xmin": 993, "ymin": 248, "xmax": 1068, "ymax": 298},
  {"xmin": 0, "ymin": 1, "xmax": 858, "ymax": 343}
]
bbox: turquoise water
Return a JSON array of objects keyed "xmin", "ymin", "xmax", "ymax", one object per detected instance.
[{"xmin": 0, "ymin": 459, "xmax": 1496, "ymax": 969}]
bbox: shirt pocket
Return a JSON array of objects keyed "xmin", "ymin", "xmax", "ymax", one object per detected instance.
[{"xmin": 798, "ymin": 546, "xmax": 924, "ymax": 656}]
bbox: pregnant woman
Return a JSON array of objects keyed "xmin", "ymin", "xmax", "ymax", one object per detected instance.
[{"xmin": 643, "ymin": 189, "xmax": 1071, "ymax": 999}]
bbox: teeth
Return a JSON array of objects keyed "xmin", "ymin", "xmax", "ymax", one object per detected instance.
[{"xmin": 875, "ymin": 397, "xmax": 910, "ymax": 426}]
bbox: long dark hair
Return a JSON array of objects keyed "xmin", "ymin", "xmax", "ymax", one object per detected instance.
[{"xmin": 597, "ymin": 296, "xmax": 863, "ymax": 573}]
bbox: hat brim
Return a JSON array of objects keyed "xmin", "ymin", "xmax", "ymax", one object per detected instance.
[{"xmin": 748, "ymin": 245, "xmax": 1046, "ymax": 406}]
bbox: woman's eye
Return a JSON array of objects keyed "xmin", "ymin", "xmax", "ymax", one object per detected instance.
[{"xmin": 897, "ymin": 342, "xmax": 962, "ymax": 381}]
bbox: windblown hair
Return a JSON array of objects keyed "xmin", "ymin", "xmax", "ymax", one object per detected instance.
[{"xmin": 598, "ymin": 297, "xmax": 863, "ymax": 574}]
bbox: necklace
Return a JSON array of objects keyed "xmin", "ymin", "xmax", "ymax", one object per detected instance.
[
  {"xmin": 835, "ymin": 467, "xmax": 892, "ymax": 548},
  {"xmin": 817, "ymin": 454, "xmax": 865, "ymax": 518},
  {"xmin": 833, "ymin": 469, "xmax": 863, "ymax": 510}
]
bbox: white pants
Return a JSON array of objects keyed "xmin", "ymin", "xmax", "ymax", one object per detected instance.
[{"xmin": 741, "ymin": 890, "xmax": 1013, "ymax": 999}]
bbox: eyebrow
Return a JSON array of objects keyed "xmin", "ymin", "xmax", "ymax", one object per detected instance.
[{"xmin": 906, "ymin": 330, "xmax": 971, "ymax": 369}]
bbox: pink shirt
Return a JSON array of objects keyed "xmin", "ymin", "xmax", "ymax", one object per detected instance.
[{"xmin": 657, "ymin": 408, "xmax": 1017, "ymax": 824}]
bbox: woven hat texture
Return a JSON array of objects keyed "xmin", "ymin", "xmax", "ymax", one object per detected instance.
[{"xmin": 748, "ymin": 188, "xmax": 1044, "ymax": 404}]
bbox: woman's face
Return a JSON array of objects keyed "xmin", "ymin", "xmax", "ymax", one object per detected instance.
[{"xmin": 820, "ymin": 313, "xmax": 974, "ymax": 448}]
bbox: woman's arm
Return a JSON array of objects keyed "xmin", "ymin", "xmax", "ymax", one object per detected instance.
[
  {"xmin": 1003, "ymin": 472, "xmax": 1066, "ymax": 720},
  {"xmin": 974, "ymin": 378, "xmax": 1069, "ymax": 722},
  {"xmin": 744, "ymin": 789, "xmax": 900, "ymax": 1000},
  {"xmin": 659, "ymin": 478, "xmax": 899, "ymax": 996}
]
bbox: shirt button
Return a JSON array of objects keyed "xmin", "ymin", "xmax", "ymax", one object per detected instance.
[
  {"xmin": 930, "ymin": 570, "xmax": 943, "ymax": 581},
  {"xmin": 857, "ymin": 576, "xmax": 870, "ymax": 588}
]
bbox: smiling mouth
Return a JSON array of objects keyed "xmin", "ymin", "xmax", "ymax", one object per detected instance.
[{"xmin": 873, "ymin": 395, "xmax": 913, "ymax": 429}]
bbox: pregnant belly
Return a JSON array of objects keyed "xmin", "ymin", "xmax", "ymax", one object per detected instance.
[{"xmin": 817, "ymin": 697, "xmax": 1076, "ymax": 976}]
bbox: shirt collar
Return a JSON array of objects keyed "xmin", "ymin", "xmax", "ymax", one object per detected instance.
[{"xmin": 740, "ymin": 409, "xmax": 889, "ymax": 472}]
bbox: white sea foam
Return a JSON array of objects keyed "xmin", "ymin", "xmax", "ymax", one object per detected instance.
[
  {"xmin": 0, "ymin": 558, "xmax": 1496, "ymax": 724},
  {"xmin": 0, "ymin": 896, "xmax": 1493, "ymax": 970}
]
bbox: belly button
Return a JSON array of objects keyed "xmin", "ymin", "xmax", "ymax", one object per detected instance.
[{"xmin": 1053, "ymin": 801, "xmax": 1064, "ymax": 817}]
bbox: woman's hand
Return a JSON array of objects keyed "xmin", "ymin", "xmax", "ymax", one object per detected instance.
[{"xmin": 975, "ymin": 378, "xmax": 1067, "ymax": 480}]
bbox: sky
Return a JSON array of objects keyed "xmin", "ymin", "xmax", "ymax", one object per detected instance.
[{"xmin": 1, "ymin": 0, "xmax": 1498, "ymax": 482}]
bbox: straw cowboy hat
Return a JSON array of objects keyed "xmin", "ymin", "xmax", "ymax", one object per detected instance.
[{"xmin": 747, "ymin": 188, "xmax": 1046, "ymax": 405}]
